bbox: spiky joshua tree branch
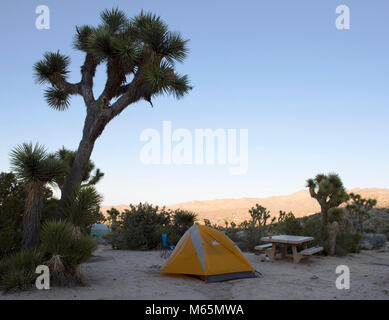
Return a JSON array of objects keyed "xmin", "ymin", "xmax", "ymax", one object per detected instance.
[{"xmin": 34, "ymin": 9, "xmax": 192, "ymax": 219}]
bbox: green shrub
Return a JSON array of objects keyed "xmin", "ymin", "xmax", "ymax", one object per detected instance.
[
  {"xmin": 40, "ymin": 220, "xmax": 74, "ymax": 254},
  {"xmin": 328, "ymin": 207, "xmax": 345, "ymax": 224},
  {"xmin": 298, "ymin": 212, "xmax": 362, "ymax": 256},
  {"xmin": 40, "ymin": 220, "xmax": 97, "ymax": 285},
  {"xmin": 363, "ymin": 227, "xmax": 376, "ymax": 233},
  {"xmin": 0, "ymin": 172, "xmax": 61, "ymax": 257},
  {"xmin": 300, "ymin": 214, "xmax": 323, "ymax": 246},
  {"xmin": 328, "ymin": 208, "xmax": 362, "ymax": 255},
  {"xmin": 0, "ymin": 250, "xmax": 44, "ymax": 291},
  {"xmin": 102, "ymin": 228, "xmax": 126, "ymax": 250},
  {"xmin": 105, "ymin": 203, "xmax": 171, "ymax": 250},
  {"xmin": 1, "ymin": 269, "xmax": 34, "ymax": 291},
  {"xmin": 334, "ymin": 222, "xmax": 362, "ymax": 256},
  {"xmin": 65, "ymin": 187, "xmax": 105, "ymax": 234},
  {"xmin": 172, "ymin": 209, "xmax": 197, "ymax": 236},
  {"xmin": 69, "ymin": 235, "xmax": 98, "ymax": 265},
  {"xmin": 274, "ymin": 211, "xmax": 303, "ymax": 235},
  {"xmin": 238, "ymin": 225, "xmax": 264, "ymax": 252},
  {"xmin": 201, "ymin": 205, "xmax": 363, "ymax": 256},
  {"xmin": 0, "ymin": 172, "xmax": 25, "ymax": 257}
]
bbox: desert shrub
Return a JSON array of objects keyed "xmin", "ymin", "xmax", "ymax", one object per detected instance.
[
  {"xmin": 235, "ymin": 210, "xmax": 303, "ymax": 252},
  {"xmin": 216, "ymin": 205, "xmax": 276, "ymax": 252},
  {"xmin": 40, "ymin": 220, "xmax": 97, "ymax": 285},
  {"xmin": 300, "ymin": 214, "xmax": 323, "ymax": 247},
  {"xmin": 274, "ymin": 211, "xmax": 303, "ymax": 235},
  {"xmin": 172, "ymin": 209, "xmax": 197, "ymax": 236},
  {"xmin": 65, "ymin": 186, "xmax": 105, "ymax": 234},
  {"xmin": 238, "ymin": 204, "xmax": 277, "ymax": 251},
  {"xmin": 334, "ymin": 225, "xmax": 362, "ymax": 256},
  {"xmin": 346, "ymin": 192, "xmax": 377, "ymax": 231},
  {"xmin": 328, "ymin": 207, "xmax": 345, "ymax": 224},
  {"xmin": 68, "ymin": 234, "xmax": 99, "ymax": 268},
  {"xmin": 0, "ymin": 172, "xmax": 61, "ymax": 257},
  {"xmin": 105, "ymin": 203, "xmax": 171, "ymax": 250},
  {"xmin": 0, "ymin": 250, "xmax": 44, "ymax": 291},
  {"xmin": 201, "ymin": 204, "xmax": 363, "ymax": 256},
  {"xmin": 235, "ymin": 207, "xmax": 270, "ymax": 252},
  {"xmin": 381, "ymin": 223, "xmax": 389, "ymax": 240},
  {"xmin": 363, "ymin": 227, "xmax": 376, "ymax": 233},
  {"xmin": 39, "ymin": 186, "xmax": 105, "ymax": 235},
  {"xmin": 102, "ymin": 228, "xmax": 126, "ymax": 250},
  {"xmin": 42, "ymin": 197, "xmax": 60, "ymax": 221},
  {"xmin": 0, "ymin": 172, "xmax": 25, "ymax": 257},
  {"xmin": 328, "ymin": 208, "xmax": 362, "ymax": 255},
  {"xmin": 238, "ymin": 224, "xmax": 265, "ymax": 252},
  {"xmin": 102, "ymin": 207, "xmax": 126, "ymax": 249},
  {"xmin": 299, "ymin": 211, "xmax": 362, "ymax": 256}
]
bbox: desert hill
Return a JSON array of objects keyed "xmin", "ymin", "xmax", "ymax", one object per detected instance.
[{"xmin": 101, "ymin": 188, "xmax": 389, "ymax": 226}]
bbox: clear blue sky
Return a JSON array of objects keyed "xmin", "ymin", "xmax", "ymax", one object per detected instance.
[{"xmin": 0, "ymin": 0, "xmax": 388, "ymax": 206}]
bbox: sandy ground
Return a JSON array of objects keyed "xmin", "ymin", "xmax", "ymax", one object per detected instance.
[{"xmin": 2, "ymin": 245, "xmax": 389, "ymax": 300}]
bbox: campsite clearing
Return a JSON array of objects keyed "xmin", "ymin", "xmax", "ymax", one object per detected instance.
[{"xmin": 1, "ymin": 245, "xmax": 389, "ymax": 300}]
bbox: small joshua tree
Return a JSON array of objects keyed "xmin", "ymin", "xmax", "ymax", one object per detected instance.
[
  {"xmin": 249, "ymin": 204, "xmax": 274, "ymax": 227},
  {"xmin": 306, "ymin": 173, "xmax": 349, "ymax": 227},
  {"xmin": 10, "ymin": 143, "xmax": 64, "ymax": 249},
  {"xmin": 346, "ymin": 193, "xmax": 377, "ymax": 231},
  {"xmin": 53, "ymin": 147, "xmax": 104, "ymax": 194}
]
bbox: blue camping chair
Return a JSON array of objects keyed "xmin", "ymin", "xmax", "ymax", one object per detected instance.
[{"xmin": 161, "ymin": 233, "xmax": 176, "ymax": 259}]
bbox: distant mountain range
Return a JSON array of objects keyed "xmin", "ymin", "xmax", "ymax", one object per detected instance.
[{"xmin": 101, "ymin": 188, "xmax": 389, "ymax": 226}]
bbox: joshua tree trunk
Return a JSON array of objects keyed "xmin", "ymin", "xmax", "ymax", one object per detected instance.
[
  {"xmin": 22, "ymin": 183, "xmax": 45, "ymax": 249},
  {"xmin": 55, "ymin": 136, "xmax": 95, "ymax": 220},
  {"xmin": 319, "ymin": 203, "xmax": 331, "ymax": 242},
  {"xmin": 56, "ymin": 107, "xmax": 109, "ymax": 220},
  {"xmin": 328, "ymin": 221, "xmax": 339, "ymax": 256},
  {"xmin": 321, "ymin": 206, "xmax": 329, "ymax": 226},
  {"xmin": 55, "ymin": 74, "xmax": 143, "ymax": 220}
]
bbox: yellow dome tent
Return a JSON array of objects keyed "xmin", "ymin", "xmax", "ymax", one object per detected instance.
[{"xmin": 161, "ymin": 224, "xmax": 258, "ymax": 283}]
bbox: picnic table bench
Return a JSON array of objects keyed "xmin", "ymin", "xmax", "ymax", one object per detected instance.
[
  {"xmin": 259, "ymin": 235, "xmax": 323, "ymax": 264},
  {"xmin": 254, "ymin": 243, "xmax": 272, "ymax": 253}
]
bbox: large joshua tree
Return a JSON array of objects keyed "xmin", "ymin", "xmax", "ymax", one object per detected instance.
[
  {"xmin": 34, "ymin": 9, "xmax": 192, "ymax": 219},
  {"xmin": 306, "ymin": 173, "xmax": 349, "ymax": 226},
  {"xmin": 10, "ymin": 143, "xmax": 65, "ymax": 249}
]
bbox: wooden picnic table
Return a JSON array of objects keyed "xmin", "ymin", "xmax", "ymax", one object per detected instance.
[{"xmin": 260, "ymin": 235, "xmax": 318, "ymax": 264}]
